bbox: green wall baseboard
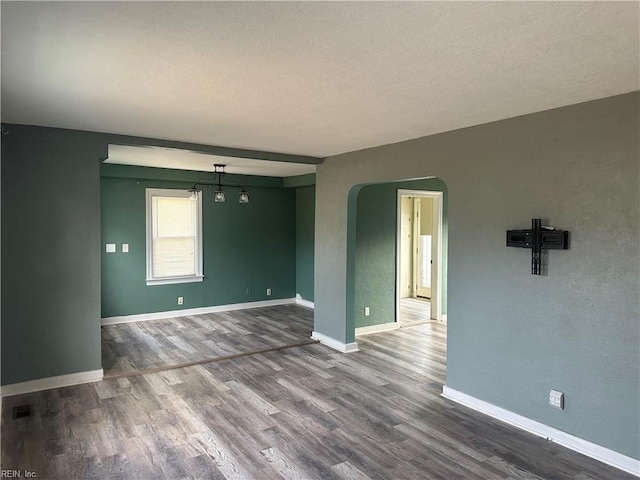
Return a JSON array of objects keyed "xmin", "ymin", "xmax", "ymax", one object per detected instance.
[
  {"xmin": 1, "ymin": 369, "xmax": 104, "ymax": 398},
  {"xmin": 442, "ymin": 386, "xmax": 640, "ymax": 477},
  {"xmin": 102, "ymin": 298, "xmax": 300, "ymax": 325},
  {"xmin": 294, "ymin": 295, "xmax": 314, "ymax": 310},
  {"xmin": 310, "ymin": 331, "xmax": 359, "ymax": 353},
  {"xmin": 355, "ymin": 322, "xmax": 398, "ymax": 336}
]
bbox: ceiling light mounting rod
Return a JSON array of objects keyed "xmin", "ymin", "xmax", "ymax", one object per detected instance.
[{"xmin": 189, "ymin": 164, "xmax": 250, "ymax": 204}]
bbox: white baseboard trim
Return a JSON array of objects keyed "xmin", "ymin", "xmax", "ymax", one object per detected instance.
[
  {"xmin": 295, "ymin": 295, "xmax": 315, "ymax": 309},
  {"xmin": 440, "ymin": 314, "xmax": 447, "ymax": 322},
  {"xmin": 2, "ymin": 369, "xmax": 104, "ymax": 397},
  {"xmin": 355, "ymin": 322, "xmax": 399, "ymax": 336},
  {"xmin": 311, "ymin": 331, "xmax": 359, "ymax": 353},
  {"xmin": 442, "ymin": 386, "xmax": 640, "ymax": 477},
  {"xmin": 102, "ymin": 298, "xmax": 297, "ymax": 325}
]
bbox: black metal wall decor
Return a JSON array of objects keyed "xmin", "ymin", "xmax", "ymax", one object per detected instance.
[{"xmin": 506, "ymin": 219, "xmax": 569, "ymax": 275}]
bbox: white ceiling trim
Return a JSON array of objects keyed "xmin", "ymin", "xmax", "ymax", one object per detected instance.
[{"xmin": 106, "ymin": 145, "xmax": 316, "ymax": 177}]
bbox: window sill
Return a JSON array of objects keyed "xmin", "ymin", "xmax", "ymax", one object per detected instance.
[{"xmin": 146, "ymin": 275, "xmax": 204, "ymax": 286}]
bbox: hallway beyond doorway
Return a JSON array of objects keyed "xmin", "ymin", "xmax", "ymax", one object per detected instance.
[{"xmin": 399, "ymin": 297, "xmax": 432, "ymax": 326}]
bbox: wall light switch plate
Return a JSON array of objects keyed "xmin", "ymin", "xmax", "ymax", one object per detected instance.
[
  {"xmin": 122, "ymin": 244, "xmax": 129, "ymax": 253},
  {"xmin": 106, "ymin": 243, "xmax": 116, "ymax": 253},
  {"xmin": 549, "ymin": 390, "xmax": 564, "ymax": 409}
]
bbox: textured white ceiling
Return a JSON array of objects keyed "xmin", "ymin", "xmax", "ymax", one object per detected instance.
[{"xmin": 2, "ymin": 2, "xmax": 638, "ymax": 158}]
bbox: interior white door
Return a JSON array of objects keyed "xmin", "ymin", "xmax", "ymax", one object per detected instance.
[
  {"xmin": 400, "ymin": 197, "xmax": 413, "ymax": 298},
  {"xmin": 415, "ymin": 198, "xmax": 433, "ymax": 298}
]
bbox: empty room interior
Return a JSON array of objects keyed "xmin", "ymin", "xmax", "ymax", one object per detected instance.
[{"xmin": 1, "ymin": 2, "xmax": 639, "ymax": 479}]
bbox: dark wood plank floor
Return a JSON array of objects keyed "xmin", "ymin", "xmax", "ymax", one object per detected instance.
[
  {"xmin": 102, "ymin": 304, "xmax": 315, "ymax": 376},
  {"xmin": 3, "ymin": 312, "xmax": 633, "ymax": 479}
]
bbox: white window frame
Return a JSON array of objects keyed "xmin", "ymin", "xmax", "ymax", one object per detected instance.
[{"xmin": 145, "ymin": 188, "xmax": 203, "ymax": 286}]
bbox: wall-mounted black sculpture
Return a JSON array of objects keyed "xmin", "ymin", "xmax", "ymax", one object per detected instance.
[{"xmin": 506, "ymin": 219, "xmax": 569, "ymax": 275}]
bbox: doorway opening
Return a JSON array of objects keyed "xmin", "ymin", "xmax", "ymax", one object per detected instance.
[{"xmin": 396, "ymin": 190, "xmax": 443, "ymax": 326}]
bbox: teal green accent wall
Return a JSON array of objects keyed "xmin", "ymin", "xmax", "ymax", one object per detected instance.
[
  {"xmin": 344, "ymin": 186, "xmax": 363, "ymax": 343},
  {"xmin": 295, "ymin": 185, "xmax": 315, "ymax": 302},
  {"xmin": 1, "ymin": 125, "xmax": 104, "ymax": 385},
  {"xmin": 284, "ymin": 173, "xmax": 316, "ymax": 188},
  {"xmin": 1, "ymin": 124, "xmax": 317, "ymax": 386},
  {"xmin": 101, "ymin": 167, "xmax": 296, "ymax": 317},
  {"xmin": 354, "ymin": 179, "xmax": 448, "ymax": 329}
]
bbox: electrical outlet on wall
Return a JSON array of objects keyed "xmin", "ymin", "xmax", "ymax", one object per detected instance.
[
  {"xmin": 266, "ymin": 288, "xmax": 272, "ymax": 296},
  {"xmin": 364, "ymin": 307, "xmax": 370, "ymax": 316},
  {"xmin": 549, "ymin": 390, "xmax": 564, "ymax": 409},
  {"xmin": 177, "ymin": 296, "xmax": 184, "ymax": 305}
]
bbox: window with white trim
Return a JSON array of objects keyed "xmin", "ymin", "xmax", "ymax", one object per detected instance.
[{"xmin": 146, "ymin": 188, "xmax": 203, "ymax": 286}]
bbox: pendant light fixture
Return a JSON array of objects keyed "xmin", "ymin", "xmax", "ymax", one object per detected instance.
[
  {"xmin": 214, "ymin": 188, "xmax": 226, "ymax": 203},
  {"xmin": 238, "ymin": 188, "xmax": 250, "ymax": 204},
  {"xmin": 189, "ymin": 164, "xmax": 249, "ymax": 204}
]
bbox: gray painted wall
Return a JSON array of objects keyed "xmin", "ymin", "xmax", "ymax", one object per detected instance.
[
  {"xmin": 1, "ymin": 125, "xmax": 105, "ymax": 385},
  {"xmin": 314, "ymin": 92, "xmax": 639, "ymax": 459}
]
